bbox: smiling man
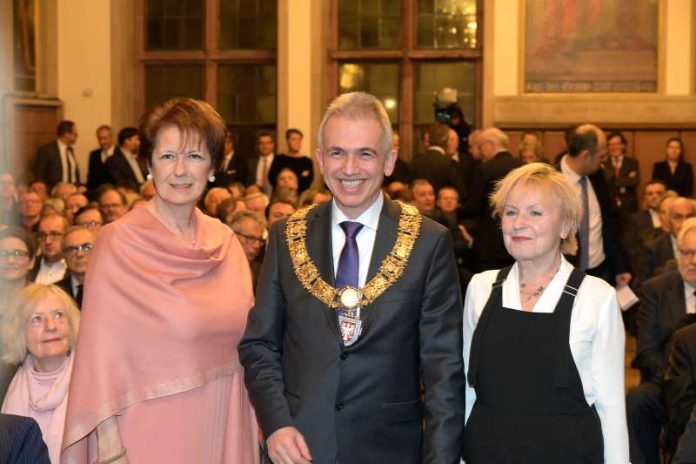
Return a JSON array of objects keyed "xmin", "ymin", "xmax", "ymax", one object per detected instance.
[{"xmin": 239, "ymin": 92, "xmax": 464, "ymax": 464}]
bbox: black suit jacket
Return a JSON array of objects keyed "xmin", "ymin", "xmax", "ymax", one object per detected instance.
[
  {"xmin": 663, "ymin": 322, "xmax": 696, "ymax": 455},
  {"xmin": 640, "ymin": 232, "xmax": 676, "ymax": 283},
  {"xmin": 239, "ymin": 199, "xmax": 465, "ymax": 464},
  {"xmin": 462, "ymin": 151, "xmax": 523, "ymax": 271},
  {"xmin": 55, "ymin": 273, "xmax": 82, "ymax": 308},
  {"xmin": 562, "ymin": 164, "xmax": 628, "ymax": 279},
  {"xmin": 35, "ymin": 141, "xmax": 80, "ymax": 188},
  {"xmin": 87, "ymin": 147, "xmax": 116, "ymax": 191},
  {"xmin": 602, "ymin": 156, "xmax": 640, "ymax": 219},
  {"xmin": 410, "ymin": 148, "xmax": 467, "ymax": 200},
  {"xmin": 634, "ymin": 271, "xmax": 689, "ymax": 383},
  {"xmin": 212, "ymin": 151, "xmax": 248, "ymax": 189},
  {"xmin": 653, "ymin": 160, "xmax": 694, "ymax": 198},
  {"xmin": 106, "ymin": 149, "xmax": 146, "ymax": 190},
  {"xmin": 0, "ymin": 414, "xmax": 50, "ymax": 464},
  {"xmin": 673, "ymin": 406, "xmax": 696, "ymax": 464}
]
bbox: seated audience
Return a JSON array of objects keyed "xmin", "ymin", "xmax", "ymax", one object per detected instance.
[
  {"xmin": 29, "ymin": 182, "xmax": 48, "ymax": 202},
  {"xmin": 0, "ymin": 227, "xmax": 37, "ymax": 402},
  {"xmin": 50, "ymin": 182, "xmax": 76, "ymax": 202},
  {"xmin": 0, "ymin": 172, "xmax": 18, "ymax": 226},
  {"xmin": 0, "ymin": 414, "xmax": 50, "ymax": 464},
  {"xmin": 652, "ymin": 137, "xmax": 693, "ymax": 198},
  {"xmin": 64, "ymin": 193, "xmax": 88, "ymax": 225},
  {"xmin": 265, "ymin": 199, "xmax": 296, "ymax": 228},
  {"xmin": 139, "ymin": 180, "xmax": 157, "ymax": 201},
  {"xmin": 17, "ymin": 191, "xmax": 42, "ymax": 233},
  {"xmin": 1, "ymin": 284, "xmax": 80, "ymax": 464},
  {"xmin": 73, "ymin": 205, "xmax": 105, "ymax": 235},
  {"xmin": 41, "ymin": 198, "xmax": 65, "ymax": 217},
  {"xmin": 216, "ymin": 197, "xmax": 246, "ymax": 226},
  {"xmin": 55, "ymin": 226, "xmax": 96, "ymax": 309},
  {"xmin": 244, "ymin": 192, "xmax": 269, "ymax": 217},
  {"xmin": 203, "ymin": 187, "xmax": 231, "ymax": 217},
  {"xmin": 227, "ymin": 181, "xmax": 246, "ymax": 199},
  {"xmin": 97, "ymin": 187, "xmax": 128, "ymax": 223},
  {"xmin": 664, "ymin": 321, "xmax": 696, "ymax": 460},
  {"xmin": 271, "ymin": 186, "xmax": 298, "ymax": 205},
  {"xmin": 30, "ymin": 215, "xmax": 68, "ymax": 285},
  {"xmin": 517, "ymin": 139, "xmax": 547, "ymax": 164},
  {"xmin": 673, "ymin": 406, "xmax": 696, "ymax": 464},
  {"xmin": 230, "ymin": 211, "xmax": 266, "ymax": 289},
  {"xmin": 298, "ymin": 186, "xmax": 332, "ymax": 207},
  {"xmin": 628, "ymin": 217, "xmax": 696, "ymax": 464}
]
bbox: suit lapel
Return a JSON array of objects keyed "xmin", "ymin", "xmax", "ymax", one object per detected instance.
[
  {"xmin": 667, "ymin": 272, "xmax": 688, "ymax": 322},
  {"xmin": 305, "ymin": 202, "xmax": 340, "ymax": 336},
  {"xmin": 360, "ymin": 198, "xmax": 400, "ymax": 336}
]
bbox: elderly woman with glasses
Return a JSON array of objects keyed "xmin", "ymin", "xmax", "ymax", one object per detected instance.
[
  {"xmin": 0, "ymin": 227, "xmax": 37, "ymax": 402},
  {"xmin": 1, "ymin": 284, "xmax": 80, "ymax": 463}
]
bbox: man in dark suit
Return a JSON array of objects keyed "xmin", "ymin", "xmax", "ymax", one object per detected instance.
[
  {"xmin": 410, "ymin": 123, "xmax": 467, "ymax": 201},
  {"xmin": 246, "ymin": 133, "xmax": 275, "ymax": 196},
  {"xmin": 106, "ymin": 127, "xmax": 146, "ymax": 191},
  {"xmin": 0, "ymin": 414, "xmax": 50, "ymax": 464},
  {"xmin": 55, "ymin": 225, "xmax": 96, "ymax": 309},
  {"xmin": 641, "ymin": 197, "xmax": 696, "ymax": 283},
  {"xmin": 624, "ymin": 180, "xmax": 667, "ymax": 269},
  {"xmin": 663, "ymin": 320, "xmax": 696, "ymax": 459},
  {"xmin": 627, "ymin": 217, "xmax": 696, "ymax": 464},
  {"xmin": 602, "ymin": 131, "xmax": 640, "ymax": 224},
  {"xmin": 34, "ymin": 120, "xmax": 81, "ymax": 189},
  {"xmin": 558, "ymin": 124, "xmax": 631, "ymax": 287},
  {"xmin": 212, "ymin": 133, "xmax": 248, "ymax": 189},
  {"xmin": 461, "ymin": 127, "xmax": 523, "ymax": 272},
  {"xmin": 673, "ymin": 406, "xmax": 696, "ymax": 463},
  {"xmin": 239, "ymin": 92, "xmax": 464, "ymax": 464},
  {"xmin": 87, "ymin": 125, "xmax": 117, "ymax": 192}
]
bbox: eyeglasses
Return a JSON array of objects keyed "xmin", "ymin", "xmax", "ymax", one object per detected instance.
[
  {"xmin": 76, "ymin": 220, "xmax": 102, "ymax": 228},
  {"xmin": 37, "ymin": 232, "xmax": 65, "ymax": 241},
  {"xmin": 679, "ymin": 248, "xmax": 696, "ymax": 259},
  {"xmin": 28, "ymin": 310, "xmax": 66, "ymax": 327},
  {"xmin": 63, "ymin": 242, "xmax": 94, "ymax": 255},
  {"xmin": 0, "ymin": 249, "xmax": 30, "ymax": 260},
  {"xmin": 236, "ymin": 231, "xmax": 265, "ymax": 245}
]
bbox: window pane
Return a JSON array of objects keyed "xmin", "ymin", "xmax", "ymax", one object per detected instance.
[
  {"xmin": 339, "ymin": 62, "xmax": 399, "ymax": 123},
  {"xmin": 146, "ymin": 0, "xmax": 204, "ymax": 50},
  {"xmin": 338, "ymin": 0, "xmax": 400, "ymax": 49},
  {"xmin": 219, "ymin": 0, "xmax": 277, "ymax": 50},
  {"xmin": 414, "ymin": 62, "xmax": 476, "ymax": 126},
  {"xmin": 144, "ymin": 65, "xmax": 205, "ymax": 110},
  {"xmin": 218, "ymin": 64, "xmax": 277, "ymax": 124},
  {"xmin": 415, "ymin": 0, "xmax": 477, "ymax": 49}
]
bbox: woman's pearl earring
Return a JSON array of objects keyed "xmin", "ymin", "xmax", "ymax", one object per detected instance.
[{"xmin": 146, "ymin": 173, "xmax": 153, "ymax": 181}]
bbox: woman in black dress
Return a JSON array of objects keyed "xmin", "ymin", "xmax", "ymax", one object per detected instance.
[{"xmin": 652, "ymin": 137, "xmax": 693, "ymax": 197}]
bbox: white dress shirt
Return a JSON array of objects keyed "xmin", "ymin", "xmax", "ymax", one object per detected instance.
[
  {"xmin": 256, "ymin": 154, "xmax": 274, "ymax": 194},
  {"xmin": 331, "ymin": 195, "xmax": 383, "ymax": 287},
  {"xmin": 560, "ymin": 156, "xmax": 605, "ymax": 269},
  {"xmin": 58, "ymin": 140, "xmax": 78, "ymax": 183},
  {"xmin": 463, "ymin": 255, "xmax": 629, "ymax": 464},
  {"xmin": 649, "ymin": 208, "xmax": 661, "ymax": 229},
  {"xmin": 101, "ymin": 145, "xmax": 115, "ymax": 163},
  {"xmin": 122, "ymin": 149, "xmax": 145, "ymax": 184},
  {"xmin": 684, "ymin": 281, "xmax": 696, "ymax": 314},
  {"xmin": 34, "ymin": 258, "xmax": 67, "ymax": 285}
]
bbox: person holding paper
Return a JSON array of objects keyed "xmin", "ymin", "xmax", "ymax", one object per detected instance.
[{"xmin": 463, "ymin": 162, "xmax": 629, "ymax": 463}]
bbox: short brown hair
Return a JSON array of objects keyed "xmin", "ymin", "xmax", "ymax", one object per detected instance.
[{"xmin": 138, "ymin": 98, "xmax": 227, "ymax": 171}]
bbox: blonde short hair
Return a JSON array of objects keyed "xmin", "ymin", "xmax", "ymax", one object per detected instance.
[
  {"xmin": 490, "ymin": 163, "xmax": 581, "ymax": 255},
  {"xmin": 1, "ymin": 284, "xmax": 80, "ymax": 364}
]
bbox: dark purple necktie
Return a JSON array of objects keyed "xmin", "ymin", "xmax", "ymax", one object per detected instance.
[{"xmin": 336, "ymin": 221, "xmax": 364, "ymax": 289}]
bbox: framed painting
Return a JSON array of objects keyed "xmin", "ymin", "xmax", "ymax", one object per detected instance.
[{"xmin": 523, "ymin": 0, "xmax": 660, "ymax": 93}]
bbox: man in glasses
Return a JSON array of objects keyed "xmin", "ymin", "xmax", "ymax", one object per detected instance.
[
  {"xmin": 73, "ymin": 205, "xmax": 106, "ymax": 234},
  {"xmin": 30, "ymin": 214, "xmax": 68, "ymax": 284},
  {"xmin": 56, "ymin": 225, "xmax": 96, "ymax": 308}
]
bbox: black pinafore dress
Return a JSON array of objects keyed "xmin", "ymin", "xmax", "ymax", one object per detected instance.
[{"xmin": 463, "ymin": 266, "xmax": 603, "ymax": 463}]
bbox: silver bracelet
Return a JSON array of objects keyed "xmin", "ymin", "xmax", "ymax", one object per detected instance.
[{"xmin": 94, "ymin": 448, "xmax": 127, "ymax": 464}]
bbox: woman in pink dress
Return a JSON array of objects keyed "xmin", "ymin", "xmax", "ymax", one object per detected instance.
[{"xmin": 62, "ymin": 98, "xmax": 259, "ymax": 464}]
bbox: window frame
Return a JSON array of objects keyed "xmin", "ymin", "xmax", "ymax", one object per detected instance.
[{"xmin": 326, "ymin": 0, "xmax": 483, "ymax": 161}]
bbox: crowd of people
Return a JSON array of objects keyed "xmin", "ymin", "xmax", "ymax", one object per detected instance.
[{"xmin": 0, "ymin": 91, "xmax": 695, "ymax": 463}]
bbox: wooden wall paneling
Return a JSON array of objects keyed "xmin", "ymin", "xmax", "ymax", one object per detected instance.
[
  {"xmin": 681, "ymin": 132, "xmax": 696, "ymax": 167},
  {"xmin": 541, "ymin": 131, "xmax": 566, "ymax": 161}
]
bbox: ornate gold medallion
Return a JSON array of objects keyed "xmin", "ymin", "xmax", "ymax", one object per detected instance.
[{"xmin": 285, "ymin": 201, "xmax": 422, "ymax": 310}]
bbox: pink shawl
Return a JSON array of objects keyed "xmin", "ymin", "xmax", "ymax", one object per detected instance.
[
  {"xmin": 62, "ymin": 207, "xmax": 254, "ymax": 452},
  {"xmin": 2, "ymin": 354, "xmax": 74, "ymax": 464}
]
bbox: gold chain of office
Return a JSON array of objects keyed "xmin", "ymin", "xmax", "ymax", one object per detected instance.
[{"xmin": 285, "ymin": 201, "xmax": 422, "ymax": 309}]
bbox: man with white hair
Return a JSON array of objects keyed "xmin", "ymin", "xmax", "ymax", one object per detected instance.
[
  {"xmin": 462, "ymin": 127, "xmax": 523, "ymax": 271},
  {"xmin": 240, "ymin": 92, "xmax": 464, "ymax": 464}
]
